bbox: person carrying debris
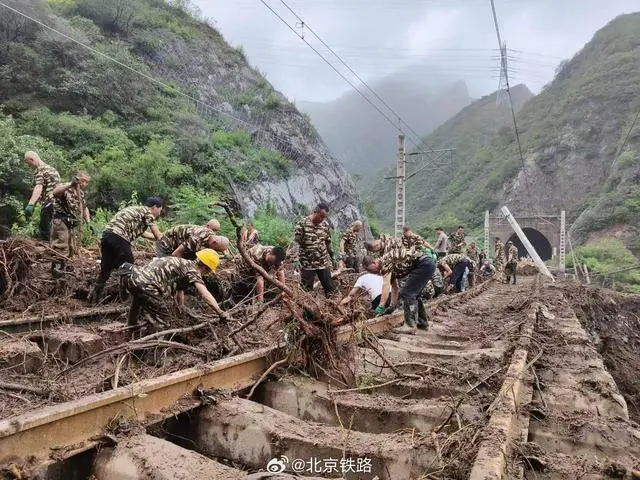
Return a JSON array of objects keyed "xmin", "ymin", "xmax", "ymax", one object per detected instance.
[
  {"xmin": 290, "ymin": 203, "xmax": 337, "ymax": 296},
  {"xmin": 434, "ymin": 227, "xmax": 448, "ymax": 258},
  {"xmin": 362, "ymin": 243, "xmax": 435, "ymax": 335},
  {"xmin": 340, "ymin": 271, "xmax": 389, "ymax": 310},
  {"xmin": 23, "ymin": 151, "xmax": 61, "ymax": 241},
  {"xmin": 124, "ymin": 249, "xmax": 227, "ymax": 333},
  {"xmin": 89, "ymin": 197, "xmax": 164, "ymax": 304},
  {"xmin": 155, "ymin": 222, "xmax": 230, "ymax": 259},
  {"xmin": 233, "ymin": 245, "xmax": 286, "ymax": 304},
  {"xmin": 480, "ymin": 260, "xmax": 496, "ymax": 280},
  {"xmin": 493, "ymin": 237, "xmax": 505, "ymax": 281},
  {"xmin": 504, "ymin": 240, "xmax": 519, "ymax": 285},
  {"xmin": 49, "ymin": 172, "xmax": 91, "ymax": 276},
  {"xmin": 338, "ymin": 220, "xmax": 363, "ymax": 272},
  {"xmin": 448, "ymin": 226, "xmax": 466, "ymax": 254},
  {"xmin": 436, "ymin": 253, "xmax": 470, "ymax": 293}
]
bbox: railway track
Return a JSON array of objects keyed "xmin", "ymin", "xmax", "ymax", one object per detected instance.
[{"xmin": 1, "ymin": 276, "xmax": 639, "ymax": 479}]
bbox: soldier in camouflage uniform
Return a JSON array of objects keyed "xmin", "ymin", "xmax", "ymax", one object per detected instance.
[
  {"xmin": 363, "ymin": 242, "xmax": 435, "ymax": 335},
  {"xmin": 402, "ymin": 226, "xmax": 432, "ymax": 251},
  {"xmin": 493, "ymin": 237, "xmax": 505, "ymax": 282},
  {"xmin": 233, "ymin": 244, "xmax": 286, "ymax": 303},
  {"xmin": 124, "ymin": 249, "xmax": 226, "ymax": 333},
  {"xmin": 448, "ymin": 226, "xmax": 466, "ymax": 254},
  {"xmin": 155, "ymin": 223, "xmax": 230, "ymax": 259},
  {"xmin": 364, "ymin": 233, "xmax": 405, "ymax": 257},
  {"xmin": 90, "ymin": 197, "xmax": 164, "ymax": 304},
  {"xmin": 504, "ymin": 240, "xmax": 519, "ymax": 285},
  {"xmin": 24, "ymin": 151, "xmax": 61, "ymax": 241},
  {"xmin": 49, "ymin": 172, "xmax": 91, "ymax": 276},
  {"xmin": 290, "ymin": 203, "xmax": 336, "ymax": 296},
  {"xmin": 436, "ymin": 253, "xmax": 470, "ymax": 293},
  {"xmin": 339, "ymin": 220, "xmax": 363, "ymax": 272}
]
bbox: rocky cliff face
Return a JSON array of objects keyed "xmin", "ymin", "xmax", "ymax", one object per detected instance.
[{"xmin": 134, "ymin": 7, "xmax": 364, "ymax": 227}]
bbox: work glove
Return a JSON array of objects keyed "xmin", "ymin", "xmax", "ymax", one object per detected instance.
[
  {"xmin": 292, "ymin": 259, "xmax": 301, "ymax": 271},
  {"xmin": 24, "ymin": 204, "xmax": 34, "ymax": 218},
  {"xmin": 374, "ymin": 305, "xmax": 386, "ymax": 316}
]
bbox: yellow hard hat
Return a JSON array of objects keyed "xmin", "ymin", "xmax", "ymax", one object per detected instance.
[{"xmin": 196, "ymin": 248, "xmax": 220, "ymax": 273}]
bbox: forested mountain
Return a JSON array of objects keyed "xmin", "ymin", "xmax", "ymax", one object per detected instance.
[
  {"xmin": 299, "ymin": 80, "xmax": 471, "ymax": 178},
  {"xmin": 0, "ymin": 0, "xmax": 363, "ymax": 230},
  {"xmin": 366, "ymin": 13, "xmax": 640, "ymax": 258}
]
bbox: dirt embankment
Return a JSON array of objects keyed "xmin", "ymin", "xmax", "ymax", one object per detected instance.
[{"xmin": 563, "ymin": 282, "xmax": 640, "ymax": 421}]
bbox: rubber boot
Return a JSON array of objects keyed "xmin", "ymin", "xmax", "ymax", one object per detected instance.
[
  {"xmin": 417, "ymin": 299, "xmax": 429, "ymax": 330},
  {"xmin": 394, "ymin": 302, "xmax": 417, "ymax": 335},
  {"xmin": 89, "ymin": 282, "xmax": 105, "ymax": 305},
  {"xmin": 51, "ymin": 261, "xmax": 65, "ymax": 279}
]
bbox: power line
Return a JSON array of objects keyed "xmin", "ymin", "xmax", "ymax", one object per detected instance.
[
  {"xmin": 489, "ymin": 0, "xmax": 533, "ymax": 203},
  {"xmin": 257, "ymin": 0, "xmax": 404, "ymax": 136},
  {"xmin": 263, "ymin": 0, "xmax": 445, "ymax": 158}
]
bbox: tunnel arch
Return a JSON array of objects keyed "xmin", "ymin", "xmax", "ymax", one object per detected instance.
[{"xmin": 506, "ymin": 228, "xmax": 553, "ymax": 261}]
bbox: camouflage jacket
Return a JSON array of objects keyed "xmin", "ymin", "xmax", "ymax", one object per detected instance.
[
  {"xmin": 507, "ymin": 244, "xmax": 519, "ymax": 264},
  {"xmin": 402, "ymin": 233, "xmax": 426, "ymax": 250},
  {"xmin": 494, "ymin": 242, "xmax": 505, "ymax": 264},
  {"xmin": 448, "ymin": 232, "xmax": 466, "ymax": 253},
  {"xmin": 53, "ymin": 186, "xmax": 85, "ymax": 220},
  {"xmin": 437, "ymin": 253, "xmax": 467, "ymax": 270},
  {"xmin": 106, "ymin": 206, "xmax": 156, "ymax": 243},
  {"xmin": 379, "ymin": 242, "xmax": 424, "ymax": 279},
  {"xmin": 235, "ymin": 245, "xmax": 281, "ymax": 279},
  {"xmin": 378, "ymin": 234, "xmax": 404, "ymax": 257},
  {"xmin": 34, "ymin": 163, "xmax": 61, "ymax": 202},
  {"xmin": 341, "ymin": 226, "xmax": 359, "ymax": 256},
  {"xmin": 129, "ymin": 257, "xmax": 203, "ymax": 297},
  {"xmin": 291, "ymin": 216, "xmax": 332, "ymax": 270},
  {"xmin": 157, "ymin": 225, "xmax": 213, "ymax": 258}
]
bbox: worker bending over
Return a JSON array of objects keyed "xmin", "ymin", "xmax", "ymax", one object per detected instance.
[
  {"xmin": 124, "ymin": 249, "xmax": 225, "ymax": 334},
  {"xmin": 155, "ymin": 222, "xmax": 229, "ymax": 259},
  {"xmin": 340, "ymin": 271, "xmax": 389, "ymax": 310},
  {"xmin": 233, "ymin": 245, "xmax": 286, "ymax": 303},
  {"xmin": 437, "ymin": 253, "xmax": 470, "ymax": 293},
  {"xmin": 362, "ymin": 242, "xmax": 435, "ymax": 335}
]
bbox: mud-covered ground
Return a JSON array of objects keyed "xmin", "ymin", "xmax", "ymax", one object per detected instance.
[{"xmin": 562, "ymin": 281, "xmax": 640, "ymax": 422}]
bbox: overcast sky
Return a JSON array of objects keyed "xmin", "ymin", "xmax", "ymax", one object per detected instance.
[{"xmin": 194, "ymin": 0, "xmax": 638, "ymax": 103}]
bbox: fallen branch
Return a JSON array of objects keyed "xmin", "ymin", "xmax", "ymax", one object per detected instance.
[
  {"xmin": 0, "ymin": 381, "xmax": 48, "ymax": 396},
  {"xmin": 246, "ymin": 355, "xmax": 290, "ymax": 400}
]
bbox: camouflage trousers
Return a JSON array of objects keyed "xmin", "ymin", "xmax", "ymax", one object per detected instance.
[
  {"xmin": 50, "ymin": 218, "xmax": 80, "ymax": 257},
  {"xmin": 493, "ymin": 260, "xmax": 505, "ymax": 282},
  {"xmin": 126, "ymin": 282, "xmax": 170, "ymax": 332}
]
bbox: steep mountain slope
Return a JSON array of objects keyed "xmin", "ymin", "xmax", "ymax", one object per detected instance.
[
  {"xmin": 299, "ymin": 80, "xmax": 471, "ymax": 176},
  {"xmin": 369, "ymin": 12, "xmax": 640, "ymax": 255},
  {"xmin": 0, "ymin": 0, "xmax": 362, "ymax": 228},
  {"xmin": 366, "ymin": 84, "xmax": 533, "ymax": 230}
]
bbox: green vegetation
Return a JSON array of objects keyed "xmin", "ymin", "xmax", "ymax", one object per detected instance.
[
  {"xmin": 0, "ymin": 0, "xmax": 299, "ymax": 240},
  {"xmin": 568, "ymin": 239, "xmax": 640, "ymax": 293}
]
